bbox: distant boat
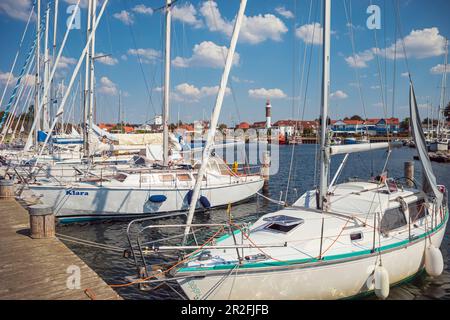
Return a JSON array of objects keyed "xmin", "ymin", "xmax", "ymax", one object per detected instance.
[{"xmin": 344, "ymin": 137, "xmax": 369, "ymax": 145}]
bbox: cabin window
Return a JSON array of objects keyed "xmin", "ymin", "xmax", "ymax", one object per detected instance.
[
  {"xmin": 263, "ymin": 215, "xmax": 304, "ymax": 233},
  {"xmin": 408, "ymin": 200, "xmax": 428, "ymax": 222},
  {"xmin": 159, "ymin": 174, "xmax": 174, "ymax": 182},
  {"xmin": 380, "ymin": 207, "xmax": 407, "ymax": 233},
  {"xmin": 177, "ymin": 174, "xmax": 191, "ymax": 182},
  {"xmin": 350, "ymin": 232, "xmax": 363, "ymax": 241}
]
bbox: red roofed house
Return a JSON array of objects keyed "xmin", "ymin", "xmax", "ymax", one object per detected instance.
[{"xmin": 235, "ymin": 122, "xmax": 250, "ymax": 130}]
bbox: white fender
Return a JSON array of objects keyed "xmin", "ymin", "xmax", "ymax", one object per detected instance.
[
  {"xmin": 425, "ymin": 245, "xmax": 444, "ymax": 277},
  {"xmin": 374, "ymin": 265, "xmax": 390, "ymax": 300}
]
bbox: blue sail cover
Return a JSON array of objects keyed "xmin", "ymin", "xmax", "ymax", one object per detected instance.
[
  {"xmin": 409, "ymin": 83, "xmax": 443, "ymax": 207},
  {"xmin": 37, "ymin": 130, "xmax": 47, "ymax": 142}
]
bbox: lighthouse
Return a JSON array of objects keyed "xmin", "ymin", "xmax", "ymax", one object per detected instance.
[{"xmin": 265, "ymin": 99, "xmax": 272, "ymax": 129}]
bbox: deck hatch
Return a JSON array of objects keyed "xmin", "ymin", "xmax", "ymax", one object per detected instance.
[{"xmin": 263, "ymin": 215, "xmax": 304, "ymax": 233}]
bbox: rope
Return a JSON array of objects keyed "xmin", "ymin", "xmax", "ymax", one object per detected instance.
[
  {"xmin": 56, "ymin": 233, "xmax": 126, "ymax": 252},
  {"xmin": 109, "ymin": 226, "xmax": 225, "ymax": 288},
  {"xmin": 256, "ymin": 191, "xmax": 285, "ymax": 206}
]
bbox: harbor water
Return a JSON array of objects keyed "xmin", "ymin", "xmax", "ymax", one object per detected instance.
[{"xmin": 58, "ymin": 145, "xmax": 450, "ymax": 300}]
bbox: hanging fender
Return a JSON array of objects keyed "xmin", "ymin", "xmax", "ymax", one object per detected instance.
[
  {"xmin": 425, "ymin": 245, "xmax": 444, "ymax": 277},
  {"xmin": 199, "ymin": 195, "xmax": 211, "ymax": 209},
  {"xmin": 374, "ymin": 265, "xmax": 390, "ymax": 300},
  {"xmin": 148, "ymin": 195, "xmax": 167, "ymax": 203},
  {"xmin": 186, "ymin": 190, "xmax": 193, "ymax": 205}
]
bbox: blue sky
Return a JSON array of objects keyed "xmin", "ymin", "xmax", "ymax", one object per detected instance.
[{"xmin": 0, "ymin": 0, "xmax": 449, "ymax": 126}]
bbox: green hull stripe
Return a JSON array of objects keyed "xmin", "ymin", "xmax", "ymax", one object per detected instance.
[{"xmin": 179, "ymin": 209, "xmax": 449, "ymax": 272}]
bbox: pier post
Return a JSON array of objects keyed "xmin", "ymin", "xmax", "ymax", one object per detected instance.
[
  {"xmin": 28, "ymin": 204, "xmax": 55, "ymax": 239},
  {"xmin": 404, "ymin": 161, "xmax": 414, "ymax": 188},
  {"xmin": 262, "ymin": 151, "xmax": 270, "ymax": 195},
  {"xmin": 0, "ymin": 179, "xmax": 14, "ymax": 200},
  {"xmin": 262, "ymin": 151, "xmax": 270, "ymax": 181}
]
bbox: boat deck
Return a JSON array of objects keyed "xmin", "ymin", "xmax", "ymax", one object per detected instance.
[{"xmin": 0, "ymin": 199, "xmax": 122, "ymax": 300}]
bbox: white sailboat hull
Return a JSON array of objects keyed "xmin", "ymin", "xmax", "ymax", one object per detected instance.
[
  {"xmin": 429, "ymin": 141, "xmax": 449, "ymax": 152},
  {"xmin": 178, "ymin": 220, "xmax": 447, "ymax": 300},
  {"xmin": 29, "ymin": 178, "xmax": 264, "ymax": 220}
]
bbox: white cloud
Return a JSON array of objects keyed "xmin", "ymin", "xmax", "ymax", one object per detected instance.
[
  {"xmin": 295, "ymin": 23, "xmax": 323, "ymax": 45},
  {"xmin": 0, "ymin": 0, "xmax": 33, "ymax": 21},
  {"xmin": 56, "ymin": 56, "xmax": 77, "ymax": 69},
  {"xmin": 275, "ymin": 6, "xmax": 294, "ymax": 19},
  {"xmin": 430, "ymin": 64, "xmax": 450, "ymax": 75},
  {"xmin": 347, "ymin": 27, "xmax": 446, "ymax": 70},
  {"xmin": 199, "ymin": 85, "xmax": 230, "ymax": 96},
  {"xmin": 113, "ymin": 10, "xmax": 134, "ymax": 25},
  {"xmin": 0, "ymin": 71, "xmax": 18, "ymax": 85},
  {"xmin": 345, "ymin": 50, "xmax": 374, "ymax": 68},
  {"xmin": 172, "ymin": 3, "xmax": 202, "ymax": 28},
  {"xmin": 173, "ymin": 83, "xmax": 230, "ymax": 102},
  {"xmin": 98, "ymin": 76, "xmax": 118, "ymax": 95},
  {"xmin": 175, "ymin": 83, "xmax": 201, "ymax": 99},
  {"xmin": 95, "ymin": 53, "xmax": 118, "ymax": 66},
  {"xmin": 132, "ymin": 4, "xmax": 153, "ymax": 15},
  {"xmin": 330, "ymin": 90, "xmax": 348, "ymax": 100},
  {"xmin": 232, "ymin": 76, "xmax": 254, "ymax": 84},
  {"xmin": 127, "ymin": 48, "xmax": 161, "ymax": 64},
  {"xmin": 200, "ymin": 1, "xmax": 288, "ymax": 45},
  {"xmin": 381, "ymin": 27, "xmax": 446, "ymax": 59},
  {"xmin": 172, "ymin": 41, "xmax": 239, "ymax": 69},
  {"xmin": 345, "ymin": 28, "xmax": 446, "ymax": 69},
  {"xmin": 248, "ymin": 88, "xmax": 287, "ymax": 99}
]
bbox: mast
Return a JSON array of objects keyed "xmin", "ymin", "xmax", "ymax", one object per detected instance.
[
  {"xmin": 318, "ymin": 0, "xmax": 331, "ymax": 210},
  {"xmin": 162, "ymin": 0, "xmax": 172, "ymax": 166},
  {"xmin": 51, "ymin": 0, "xmax": 59, "ymax": 132},
  {"xmin": 182, "ymin": 0, "xmax": 247, "ymax": 245},
  {"xmin": 34, "ymin": 0, "xmax": 41, "ymax": 148},
  {"xmin": 437, "ymin": 39, "xmax": 448, "ymax": 137},
  {"xmin": 42, "ymin": 5, "xmax": 50, "ymax": 132},
  {"xmin": 88, "ymin": 0, "xmax": 97, "ymax": 146},
  {"xmin": 118, "ymin": 90, "xmax": 122, "ymax": 131},
  {"xmin": 83, "ymin": 0, "xmax": 93, "ymax": 158}
]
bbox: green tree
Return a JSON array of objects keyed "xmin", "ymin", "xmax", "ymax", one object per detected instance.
[
  {"xmin": 218, "ymin": 123, "xmax": 227, "ymax": 132},
  {"xmin": 400, "ymin": 117, "xmax": 410, "ymax": 132},
  {"xmin": 350, "ymin": 115, "xmax": 363, "ymax": 121}
]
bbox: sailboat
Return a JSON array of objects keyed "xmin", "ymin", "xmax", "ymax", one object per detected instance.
[
  {"xmin": 143, "ymin": 0, "xmax": 448, "ymax": 300},
  {"xmin": 430, "ymin": 39, "xmax": 449, "ymax": 152},
  {"xmin": 26, "ymin": 0, "xmax": 264, "ymax": 221}
]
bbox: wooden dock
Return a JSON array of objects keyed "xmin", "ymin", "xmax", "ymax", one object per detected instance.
[{"xmin": 0, "ymin": 199, "xmax": 122, "ymax": 300}]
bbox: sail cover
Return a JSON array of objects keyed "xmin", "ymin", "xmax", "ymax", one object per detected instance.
[{"xmin": 409, "ymin": 83, "xmax": 443, "ymax": 206}]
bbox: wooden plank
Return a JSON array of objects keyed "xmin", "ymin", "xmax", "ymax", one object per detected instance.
[{"xmin": 0, "ymin": 199, "xmax": 122, "ymax": 300}]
